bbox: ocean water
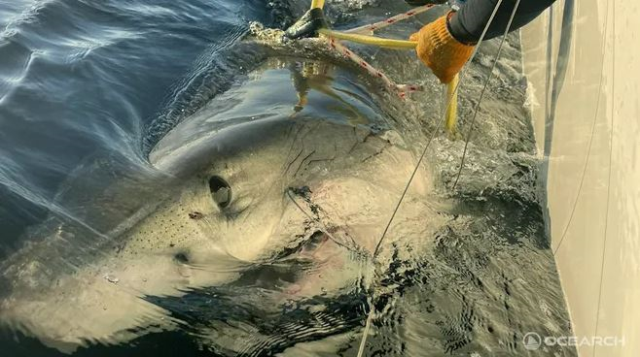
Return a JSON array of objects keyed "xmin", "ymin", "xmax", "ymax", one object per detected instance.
[{"xmin": 0, "ymin": 0, "xmax": 576, "ymax": 356}]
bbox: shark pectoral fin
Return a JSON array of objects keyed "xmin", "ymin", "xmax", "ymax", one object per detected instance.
[{"xmin": 1, "ymin": 269, "xmax": 177, "ymax": 353}]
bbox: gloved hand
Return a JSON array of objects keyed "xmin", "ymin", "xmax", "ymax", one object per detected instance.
[{"xmin": 410, "ymin": 13, "xmax": 475, "ymax": 84}]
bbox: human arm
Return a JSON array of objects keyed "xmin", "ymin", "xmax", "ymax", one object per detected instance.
[
  {"xmin": 409, "ymin": 0, "xmax": 557, "ymax": 83},
  {"xmin": 448, "ymin": 0, "xmax": 557, "ymax": 44}
]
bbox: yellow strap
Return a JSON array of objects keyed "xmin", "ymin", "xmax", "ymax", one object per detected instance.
[
  {"xmin": 311, "ymin": 0, "xmax": 325, "ymax": 9},
  {"xmin": 445, "ymin": 74, "xmax": 459, "ymax": 135},
  {"xmin": 310, "ymin": 1, "xmax": 416, "ymax": 49},
  {"xmin": 310, "ymin": 0, "xmax": 458, "ymax": 134},
  {"xmin": 318, "ymin": 28, "xmax": 417, "ymax": 50}
]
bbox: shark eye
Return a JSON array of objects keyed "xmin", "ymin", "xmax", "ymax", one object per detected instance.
[
  {"xmin": 209, "ymin": 176, "xmax": 231, "ymax": 209},
  {"xmin": 174, "ymin": 252, "xmax": 189, "ymax": 264}
]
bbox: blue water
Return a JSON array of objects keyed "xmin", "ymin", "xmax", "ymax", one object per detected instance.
[{"xmin": 0, "ymin": 0, "xmax": 294, "ymax": 252}]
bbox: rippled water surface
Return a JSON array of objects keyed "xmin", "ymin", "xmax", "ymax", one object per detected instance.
[{"xmin": 0, "ymin": 1, "xmax": 575, "ymax": 356}]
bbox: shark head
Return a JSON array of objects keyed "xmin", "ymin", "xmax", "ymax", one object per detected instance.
[{"xmin": 0, "ymin": 58, "xmax": 444, "ymax": 353}]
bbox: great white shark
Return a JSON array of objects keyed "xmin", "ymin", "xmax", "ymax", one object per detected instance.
[{"xmin": 0, "ymin": 43, "xmax": 447, "ymax": 353}]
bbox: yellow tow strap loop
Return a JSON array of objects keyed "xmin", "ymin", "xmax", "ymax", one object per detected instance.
[
  {"xmin": 445, "ymin": 74, "xmax": 459, "ymax": 135},
  {"xmin": 318, "ymin": 29, "xmax": 418, "ymax": 49},
  {"xmin": 310, "ymin": 0, "xmax": 325, "ymax": 9},
  {"xmin": 308, "ymin": 0, "xmax": 458, "ymax": 135}
]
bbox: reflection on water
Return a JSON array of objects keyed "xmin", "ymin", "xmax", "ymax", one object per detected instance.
[
  {"xmin": 288, "ymin": 61, "xmax": 371, "ymax": 126},
  {"xmin": 0, "ymin": 0, "xmax": 575, "ymax": 356}
]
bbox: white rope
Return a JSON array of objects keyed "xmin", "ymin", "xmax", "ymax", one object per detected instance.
[
  {"xmin": 345, "ymin": 4, "xmax": 436, "ymax": 34},
  {"xmin": 324, "ymin": 6, "xmax": 433, "ymax": 98},
  {"xmin": 328, "ymin": 37, "xmax": 423, "ymax": 97},
  {"xmin": 356, "ymin": 1, "xmax": 513, "ymax": 355},
  {"xmin": 452, "ymin": 0, "xmax": 522, "ymax": 189}
]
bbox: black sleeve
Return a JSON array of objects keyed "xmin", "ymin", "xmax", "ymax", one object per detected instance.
[{"xmin": 447, "ymin": 0, "xmax": 557, "ymax": 44}]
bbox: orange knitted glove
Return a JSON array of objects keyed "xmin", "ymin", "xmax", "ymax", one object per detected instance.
[{"xmin": 410, "ymin": 13, "xmax": 475, "ymax": 84}]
